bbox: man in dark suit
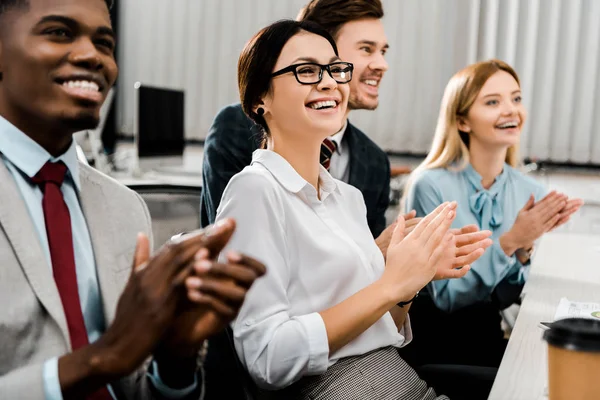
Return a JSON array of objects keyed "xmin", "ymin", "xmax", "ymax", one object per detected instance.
[{"xmin": 200, "ymin": 1, "xmax": 397, "ymax": 399}]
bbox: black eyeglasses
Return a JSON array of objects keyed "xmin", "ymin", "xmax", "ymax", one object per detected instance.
[{"xmin": 271, "ymin": 62, "xmax": 354, "ymax": 85}]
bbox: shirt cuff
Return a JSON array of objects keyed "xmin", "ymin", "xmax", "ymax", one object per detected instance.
[
  {"xmin": 398, "ymin": 313, "xmax": 413, "ymax": 348},
  {"xmin": 292, "ymin": 312, "xmax": 329, "ymax": 375},
  {"xmin": 146, "ymin": 360, "xmax": 199, "ymax": 399},
  {"xmin": 491, "ymin": 241, "xmax": 520, "ymax": 280},
  {"xmin": 43, "ymin": 358, "xmax": 63, "ymax": 400}
]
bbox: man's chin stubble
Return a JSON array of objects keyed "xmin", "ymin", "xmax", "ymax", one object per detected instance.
[{"xmin": 348, "ymin": 97, "xmax": 378, "ymax": 111}]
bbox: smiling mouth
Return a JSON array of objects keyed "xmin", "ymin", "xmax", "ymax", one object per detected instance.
[
  {"xmin": 55, "ymin": 78, "xmax": 105, "ymax": 104},
  {"xmin": 306, "ymin": 99, "xmax": 339, "ymax": 110},
  {"xmin": 495, "ymin": 121, "xmax": 519, "ymax": 129},
  {"xmin": 56, "ymin": 79, "xmax": 103, "ymax": 92}
]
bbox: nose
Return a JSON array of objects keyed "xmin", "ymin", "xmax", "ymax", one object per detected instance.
[
  {"xmin": 69, "ymin": 37, "xmax": 103, "ymax": 71},
  {"xmin": 502, "ymin": 100, "xmax": 518, "ymax": 115},
  {"xmin": 316, "ymin": 69, "xmax": 338, "ymax": 91},
  {"xmin": 369, "ymin": 52, "xmax": 389, "ymax": 73}
]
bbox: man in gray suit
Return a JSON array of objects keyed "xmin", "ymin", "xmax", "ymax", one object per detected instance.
[{"xmin": 0, "ymin": 0, "xmax": 265, "ymax": 399}]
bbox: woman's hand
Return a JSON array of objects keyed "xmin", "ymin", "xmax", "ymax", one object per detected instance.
[
  {"xmin": 500, "ymin": 191, "xmax": 567, "ymax": 256},
  {"xmin": 375, "ymin": 210, "xmax": 422, "ymax": 260},
  {"xmin": 432, "ymin": 225, "xmax": 493, "ymax": 280},
  {"xmin": 381, "ymin": 202, "xmax": 457, "ymax": 302},
  {"xmin": 549, "ymin": 197, "xmax": 584, "ymax": 232}
]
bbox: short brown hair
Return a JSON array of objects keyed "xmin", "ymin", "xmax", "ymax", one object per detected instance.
[{"xmin": 297, "ymin": 0, "xmax": 384, "ymax": 39}]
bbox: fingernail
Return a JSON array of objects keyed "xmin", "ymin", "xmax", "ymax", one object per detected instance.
[
  {"xmin": 187, "ymin": 277, "xmax": 203, "ymax": 288},
  {"xmin": 448, "ymin": 210, "xmax": 455, "ymax": 219},
  {"xmin": 216, "ymin": 219, "xmax": 230, "ymax": 228},
  {"xmin": 195, "ymin": 260, "xmax": 212, "ymax": 271},
  {"xmin": 195, "ymin": 248, "xmax": 209, "ymax": 261},
  {"xmin": 206, "ymin": 221, "xmax": 225, "ymax": 236},
  {"xmin": 228, "ymin": 251, "xmax": 242, "ymax": 262},
  {"xmin": 188, "ymin": 291, "xmax": 203, "ymax": 302}
]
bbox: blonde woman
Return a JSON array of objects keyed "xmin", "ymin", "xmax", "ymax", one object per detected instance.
[{"xmin": 400, "ymin": 60, "xmax": 583, "ymax": 369}]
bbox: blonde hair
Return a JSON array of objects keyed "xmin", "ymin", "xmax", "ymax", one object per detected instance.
[{"xmin": 402, "ymin": 59, "xmax": 521, "ymax": 208}]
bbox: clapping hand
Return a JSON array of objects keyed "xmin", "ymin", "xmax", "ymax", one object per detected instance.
[
  {"xmin": 382, "ymin": 202, "xmax": 457, "ymax": 302},
  {"xmin": 154, "ymin": 219, "xmax": 266, "ymax": 359},
  {"xmin": 549, "ymin": 197, "xmax": 584, "ymax": 232},
  {"xmin": 432, "ymin": 224, "xmax": 492, "ymax": 280},
  {"xmin": 375, "ymin": 210, "xmax": 422, "ymax": 259}
]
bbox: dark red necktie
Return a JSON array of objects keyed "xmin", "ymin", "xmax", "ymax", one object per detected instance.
[
  {"xmin": 320, "ymin": 138, "xmax": 337, "ymax": 170},
  {"xmin": 32, "ymin": 162, "xmax": 112, "ymax": 400}
]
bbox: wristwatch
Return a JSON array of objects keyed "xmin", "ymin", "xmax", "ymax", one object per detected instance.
[
  {"xmin": 516, "ymin": 246, "xmax": 534, "ymax": 264},
  {"xmin": 397, "ymin": 291, "xmax": 419, "ymax": 308}
]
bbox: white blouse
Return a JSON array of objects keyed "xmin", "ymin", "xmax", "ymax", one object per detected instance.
[{"xmin": 216, "ymin": 150, "xmax": 411, "ymax": 390}]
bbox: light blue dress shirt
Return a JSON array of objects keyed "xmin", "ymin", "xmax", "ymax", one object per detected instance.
[
  {"xmin": 0, "ymin": 116, "xmax": 197, "ymax": 399},
  {"xmin": 405, "ymin": 163, "xmax": 547, "ymax": 313}
]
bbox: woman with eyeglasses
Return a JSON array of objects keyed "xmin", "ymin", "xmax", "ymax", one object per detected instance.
[{"xmin": 213, "ymin": 20, "xmax": 491, "ymax": 399}]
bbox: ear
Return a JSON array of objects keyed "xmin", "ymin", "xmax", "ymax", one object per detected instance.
[
  {"xmin": 252, "ymin": 99, "xmax": 265, "ymax": 115},
  {"xmin": 456, "ymin": 116, "xmax": 471, "ymax": 133},
  {"xmin": 253, "ymin": 97, "xmax": 271, "ymax": 116}
]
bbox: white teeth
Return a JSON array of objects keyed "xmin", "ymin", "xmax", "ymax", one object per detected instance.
[
  {"xmin": 497, "ymin": 121, "xmax": 519, "ymax": 129},
  {"xmin": 309, "ymin": 100, "xmax": 337, "ymax": 110},
  {"xmin": 363, "ymin": 79, "xmax": 378, "ymax": 86},
  {"xmin": 62, "ymin": 80, "xmax": 100, "ymax": 92}
]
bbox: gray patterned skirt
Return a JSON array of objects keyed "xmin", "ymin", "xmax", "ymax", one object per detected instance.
[{"xmin": 258, "ymin": 346, "xmax": 450, "ymax": 400}]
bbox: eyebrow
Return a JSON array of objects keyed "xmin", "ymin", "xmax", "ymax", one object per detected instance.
[
  {"xmin": 482, "ymin": 90, "xmax": 521, "ymax": 99},
  {"xmin": 290, "ymin": 56, "xmax": 342, "ymax": 64},
  {"xmin": 357, "ymin": 40, "xmax": 390, "ymax": 50},
  {"xmin": 36, "ymin": 15, "xmax": 115, "ymax": 38}
]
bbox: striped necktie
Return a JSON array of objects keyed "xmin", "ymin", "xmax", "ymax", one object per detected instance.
[{"xmin": 320, "ymin": 138, "xmax": 337, "ymax": 170}]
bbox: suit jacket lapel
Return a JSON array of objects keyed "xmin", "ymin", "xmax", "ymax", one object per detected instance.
[
  {"xmin": 346, "ymin": 122, "xmax": 369, "ymax": 191},
  {"xmin": 0, "ymin": 161, "xmax": 70, "ymax": 345},
  {"xmin": 78, "ymin": 166, "xmax": 121, "ymax": 325}
]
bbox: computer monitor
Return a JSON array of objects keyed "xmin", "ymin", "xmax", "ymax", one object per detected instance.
[{"xmin": 133, "ymin": 83, "xmax": 185, "ymax": 172}]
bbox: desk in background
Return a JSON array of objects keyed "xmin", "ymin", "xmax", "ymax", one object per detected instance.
[{"xmin": 489, "ymin": 233, "xmax": 600, "ymax": 400}]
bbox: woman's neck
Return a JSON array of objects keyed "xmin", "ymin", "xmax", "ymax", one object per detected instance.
[
  {"xmin": 468, "ymin": 139, "xmax": 508, "ymax": 189},
  {"xmin": 268, "ymin": 131, "xmax": 322, "ymax": 194}
]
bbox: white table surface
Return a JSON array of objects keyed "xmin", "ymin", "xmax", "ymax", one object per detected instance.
[
  {"xmin": 110, "ymin": 170, "xmax": 202, "ymax": 189},
  {"xmin": 488, "ymin": 232, "xmax": 600, "ymax": 400}
]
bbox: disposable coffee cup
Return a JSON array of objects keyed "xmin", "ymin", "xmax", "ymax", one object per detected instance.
[{"xmin": 543, "ymin": 318, "xmax": 600, "ymax": 400}]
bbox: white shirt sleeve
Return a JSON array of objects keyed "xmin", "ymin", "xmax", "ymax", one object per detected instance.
[
  {"xmin": 216, "ymin": 172, "xmax": 330, "ymax": 390},
  {"xmin": 398, "ymin": 314, "xmax": 413, "ymax": 347}
]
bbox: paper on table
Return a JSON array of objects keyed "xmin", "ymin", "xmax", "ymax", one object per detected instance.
[{"xmin": 553, "ymin": 298, "xmax": 600, "ymax": 321}]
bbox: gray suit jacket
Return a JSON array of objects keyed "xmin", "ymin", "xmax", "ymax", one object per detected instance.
[{"xmin": 0, "ymin": 161, "xmax": 190, "ymax": 399}]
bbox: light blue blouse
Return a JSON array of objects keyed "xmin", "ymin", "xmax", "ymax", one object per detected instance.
[{"xmin": 405, "ymin": 163, "xmax": 547, "ymax": 312}]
